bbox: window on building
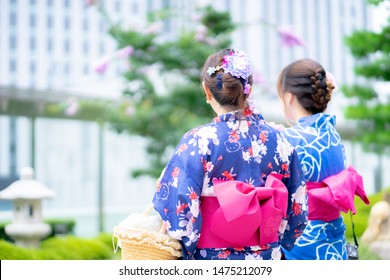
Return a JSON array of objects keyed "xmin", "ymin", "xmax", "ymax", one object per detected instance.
[
  {"xmin": 131, "ymin": 1, "xmax": 139, "ymax": 14},
  {"xmin": 99, "ymin": 41, "xmax": 105, "ymax": 55},
  {"xmin": 83, "ymin": 18, "xmax": 89, "ymax": 31},
  {"xmin": 64, "ymin": 16, "xmax": 70, "ymax": 30},
  {"xmin": 47, "ymin": 15, "xmax": 53, "ymax": 29},
  {"xmin": 115, "ymin": 0, "xmax": 121, "ymax": 13},
  {"xmin": 83, "ymin": 41, "xmax": 89, "ymax": 53},
  {"xmin": 84, "ymin": 64, "xmax": 89, "ymax": 75},
  {"xmin": 64, "ymin": 39, "xmax": 70, "ymax": 53},
  {"xmin": 47, "ymin": 38, "xmax": 53, "ymax": 52},
  {"xmin": 10, "ymin": 35, "xmax": 17, "ymax": 49},
  {"xmin": 30, "ymin": 61, "xmax": 36, "ymax": 74},
  {"xmin": 9, "ymin": 59, "xmax": 16, "ymax": 72},
  {"xmin": 9, "ymin": 12, "xmax": 17, "ymax": 26},
  {"xmin": 30, "ymin": 37, "xmax": 36, "ymax": 50},
  {"xmin": 30, "ymin": 14, "xmax": 36, "ymax": 27}
]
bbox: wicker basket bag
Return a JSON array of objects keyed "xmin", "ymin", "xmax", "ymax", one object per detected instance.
[{"xmin": 113, "ymin": 204, "xmax": 182, "ymax": 260}]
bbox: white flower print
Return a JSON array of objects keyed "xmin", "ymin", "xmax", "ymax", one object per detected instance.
[
  {"xmin": 271, "ymin": 247, "xmax": 282, "ymax": 260},
  {"xmin": 194, "ymin": 126, "xmax": 219, "ymax": 155},
  {"xmin": 276, "ymin": 134, "xmax": 294, "ymax": 163},
  {"xmin": 245, "ymin": 253, "xmax": 262, "ymax": 260},
  {"xmin": 292, "ymin": 183, "xmax": 306, "ymax": 206},
  {"xmin": 242, "ymin": 150, "xmax": 251, "ymax": 162}
]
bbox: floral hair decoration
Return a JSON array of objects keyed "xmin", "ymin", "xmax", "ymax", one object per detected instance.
[{"xmin": 207, "ymin": 50, "xmax": 253, "ymax": 95}]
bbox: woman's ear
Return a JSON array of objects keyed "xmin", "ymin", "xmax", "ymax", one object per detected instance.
[
  {"xmin": 284, "ymin": 92, "xmax": 294, "ymax": 105},
  {"xmin": 202, "ymin": 81, "xmax": 213, "ymax": 101}
]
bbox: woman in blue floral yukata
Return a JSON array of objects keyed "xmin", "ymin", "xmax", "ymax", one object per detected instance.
[
  {"xmin": 152, "ymin": 49, "xmax": 307, "ymax": 260},
  {"xmin": 276, "ymin": 58, "xmax": 369, "ymax": 260}
]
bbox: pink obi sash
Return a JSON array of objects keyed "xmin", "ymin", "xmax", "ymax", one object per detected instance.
[
  {"xmin": 307, "ymin": 165, "xmax": 370, "ymax": 222},
  {"xmin": 197, "ymin": 173, "xmax": 288, "ymax": 248}
]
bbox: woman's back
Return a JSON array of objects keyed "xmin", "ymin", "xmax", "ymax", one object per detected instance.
[{"xmin": 281, "ymin": 113, "xmax": 346, "ymax": 182}]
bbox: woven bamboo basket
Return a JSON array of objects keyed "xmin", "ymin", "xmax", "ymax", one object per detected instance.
[{"xmin": 113, "ymin": 205, "xmax": 182, "ymax": 260}]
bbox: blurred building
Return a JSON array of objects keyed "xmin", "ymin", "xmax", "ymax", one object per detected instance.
[{"xmin": 0, "ymin": 0, "xmax": 388, "ymax": 237}]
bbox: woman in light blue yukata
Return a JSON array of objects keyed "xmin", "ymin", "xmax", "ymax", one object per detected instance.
[
  {"xmin": 276, "ymin": 58, "xmax": 350, "ymax": 260},
  {"xmin": 152, "ymin": 49, "xmax": 308, "ymax": 260}
]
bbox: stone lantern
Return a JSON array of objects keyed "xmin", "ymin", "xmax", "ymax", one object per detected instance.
[{"xmin": 0, "ymin": 167, "xmax": 55, "ymax": 248}]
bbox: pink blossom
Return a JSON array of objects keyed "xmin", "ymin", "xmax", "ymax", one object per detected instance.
[
  {"xmin": 64, "ymin": 98, "xmax": 79, "ymax": 116},
  {"xmin": 85, "ymin": 0, "xmax": 97, "ymax": 6},
  {"xmin": 145, "ymin": 22, "xmax": 162, "ymax": 34},
  {"xmin": 125, "ymin": 106, "xmax": 135, "ymax": 117},
  {"xmin": 115, "ymin": 46, "xmax": 134, "ymax": 59},
  {"xmin": 326, "ymin": 71, "xmax": 339, "ymax": 92},
  {"xmin": 277, "ymin": 25, "xmax": 305, "ymax": 47},
  {"xmin": 93, "ymin": 56, "xmax": 111, "ymax": 74},
  {"xmin": 252, "ymin": 70, "xmax": 266, "ymax": 85}
]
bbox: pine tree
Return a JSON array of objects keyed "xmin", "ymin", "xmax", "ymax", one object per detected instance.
[
  {"xmin": 100, "ymin": 5, "xmax": 236, "ymax": 178},
  {"xmin": 342, "ymin": 0, "xmax": 390, "ymax": 154}
]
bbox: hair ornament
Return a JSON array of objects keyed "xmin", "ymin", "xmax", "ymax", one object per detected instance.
[
  {"xmin": 207, "ymin": 65, "xmax": 223, "ymax": 76},
  {"xmin": 325, "ymin": 71, "xmax": 339, "ymax": 92},
  {"xmin": 208, "ymin": 50, "xmax": 253, "ymax": 95}
]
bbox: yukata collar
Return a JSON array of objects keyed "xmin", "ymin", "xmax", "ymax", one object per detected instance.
[
  {"xmin": 212, "ymin": 110, "xmax": 263, "ymax": 124},
  {"xmin": 297, "ymin": 113, "xmax": 336, "ymax": 128}
]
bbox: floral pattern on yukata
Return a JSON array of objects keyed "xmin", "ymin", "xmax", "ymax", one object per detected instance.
[
  {"xmin": 153, "ymin": 110, "xmax": 307, "ymax": 260},
  {"xmin": 281, "ymin": 113, "xmax": 348, "ymax": 260}
]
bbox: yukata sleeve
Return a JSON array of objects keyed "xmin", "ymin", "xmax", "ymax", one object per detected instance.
[
  {"xmin": 280, "ymin": 150, "xmax": 308, "ymax": 251},
  {"xmin": 152, "ymin": 133, "xmax": 204, "ymax": 260}
]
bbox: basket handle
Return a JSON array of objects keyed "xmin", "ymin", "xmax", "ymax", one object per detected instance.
[{"xmin": 142, "ymin": 203, "xmax": 169, "ymax": 235}]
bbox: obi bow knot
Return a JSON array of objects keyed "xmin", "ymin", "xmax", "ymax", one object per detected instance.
[
  {"xmin": 306, "ymin": 165, "xmax": 370, "ymax": 221},
  {"xmin": 198, "ymin": 173, "xmax": 288, "ymax": 248}
]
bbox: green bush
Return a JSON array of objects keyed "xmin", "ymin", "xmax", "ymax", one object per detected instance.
[
  {"xmin": 0, "ymin": 235, "xmax": 114, "ymax": 260},
  {"xmin": 343, "ymin": 188, "xmax": 390, "ymax": 238},
  {"xmin": 0, "ymin": 218, "xmax": 76, "ymax": 242}
]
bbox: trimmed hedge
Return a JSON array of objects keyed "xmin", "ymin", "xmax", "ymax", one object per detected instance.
[
  {"xmin": 0, "ymin": 218, "xmax": 75, "ymax": 242},
  {"xmin": 0, "ymin": 234, "xmax": 116, "ymax": 260}
]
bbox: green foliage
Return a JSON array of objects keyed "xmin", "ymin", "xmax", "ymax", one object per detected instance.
[
  {"xmin": 0, "ymin": 218, "xmax": 76, "ymax": 242},
  {"xmin": 342, "ymin": 1, "xmax": 390, "ymax": 154},
  {"xmin": 342, "ymin": 188, "xmax": 390, "ymax": 238},
  {"xmin": 0, "ymin": 235, "xmax": 115, "ymax": 260},
  {"xmin": 99, "ymin": 5, "xmax": 236, "ymax": 178}
]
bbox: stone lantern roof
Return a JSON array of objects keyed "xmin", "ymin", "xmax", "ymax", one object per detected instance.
[{"xmin": 0, "ymin": 167, "xmax": 54, "ymax": 200}]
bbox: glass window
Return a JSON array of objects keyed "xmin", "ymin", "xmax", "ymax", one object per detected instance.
[
  {"xmin": 30, "ymin": 61, "xmax": 36, "ymax": 74},
  {"xmin": 115, "ymin": 0, "xmax": 121, "ymax": 13},
  {"xmin": 64, "ymin": 17, "xmax": 70, "ymax": 29},
  {"xmin": 83, "ymin": 41, "xmax": 89, "ymax": 53},
  {"xmin": 47, "ymin": 38, "xmax": 53, "ymax": 51},
  {"xmin": 10, "ymin": 12, "xmax": 17, "ymax": 26},
  {"xmin": 64, "ymin": 40, "xmax": 69, "ymax": 52},
  {"xmin": 10, "ymin": 35, "xmax": 17, "ymax": 49},
  {"xmin": 83, "ymin": 18, "xmax": 89, "ymax": 31},
  {"xmin": 9, "ymin": 59, "xmax": 16, "ymax": 72},
  {"xmin": 30, "ymin": 37, "xmax": 36, "ymax": 50},
  {"xmin": 47, "ymin": 15, "xmax": 53, "ymax": 29},
  {"xmin": 30, "ymin": 14, "xmax": 36, "ymax": 27}
]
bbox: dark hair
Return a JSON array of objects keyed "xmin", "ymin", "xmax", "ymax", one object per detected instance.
[
  {"xmin": 201, "ymin": 48, "xmax": 253, "ymax": 110},
  {"xmin": 277, "ymin": 58, "xmax": 334, "ymax": 114}
]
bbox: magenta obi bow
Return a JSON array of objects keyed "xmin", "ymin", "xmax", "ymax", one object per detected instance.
[
  {"xmin": 197, "ymin": 173, "xmax": 288, "ymax": 248},
  {"xmin": 306, "ymin": 165, "xmax": 370, "ymax": 222}
]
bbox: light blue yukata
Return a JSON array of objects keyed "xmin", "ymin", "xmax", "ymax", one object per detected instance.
[
  {"xmin": 281, "ymin": 113, "xmax": 348, "ymax": 260},
  {"xmin": 153, "ymin": 110, "xmax": 307, "ymax": 260}
]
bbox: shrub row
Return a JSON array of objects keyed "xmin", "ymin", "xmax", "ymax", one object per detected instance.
[{"xmin": 0, "ymin": 233, "xmax": 118, "ymax": 260}]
